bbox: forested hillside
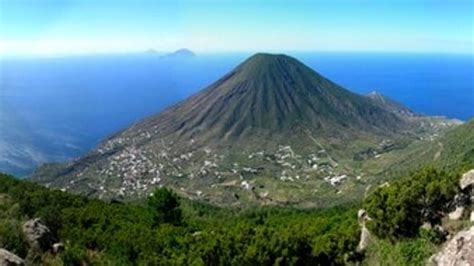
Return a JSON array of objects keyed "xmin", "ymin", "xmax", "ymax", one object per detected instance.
[
  {"xmin": 2, "ymin": 160, "xmax": 473, "ymax": 265},
  {"xmin": 1, "ymin": 173, "xmax": 361, "ymax": 265}
]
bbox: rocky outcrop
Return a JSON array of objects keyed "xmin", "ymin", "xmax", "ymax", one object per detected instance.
[
  {"xmin": 22, "ymin": 218, "xmax": 56, "ymax": 253},
  {"xmin": 448, "ymin": 170, "xmax": 474, "ymax": 221},
  {"xmin": 0, "ymin": 249, "xmax": 24, "ymax": 266},
  {"xmin": 448, "ymin": 206, "xmax": 465, "ymax": 221},
  {"xmin": 357, "ymin": 209, "xmax": 372, "ymax": 252},
  {"xmin": 460, "ymin": 169, "xmax": 474, "ymax": 190},
  {"xmin": 429, "ymin": 226, "xmax": 474, "ymax": 266}
]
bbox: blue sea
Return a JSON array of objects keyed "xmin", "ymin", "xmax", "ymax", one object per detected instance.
[{"xmin": 0, "ymin": 52, "xmax": 473, "ymax": 177}]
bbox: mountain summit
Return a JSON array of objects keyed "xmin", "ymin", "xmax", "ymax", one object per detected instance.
[
  {"xmin": 32, "ymin": 53, "xmax": 457, "ymax": 205},
  {"xmin": 138, "ymin": 53, "xmax": 405, "ymax": 141}
]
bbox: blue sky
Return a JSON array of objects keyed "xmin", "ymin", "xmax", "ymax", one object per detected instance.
[{"xmin": 0, "ymin": 0, "xmax": 472, "ymax": 55}]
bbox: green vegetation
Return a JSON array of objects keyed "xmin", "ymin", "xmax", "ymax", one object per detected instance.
[
  {"xmin": 378, "ymin": 119, "xmax": 474, "ymax": 178},
  {"xmin": 364, "ymin": 168, "xmax": 459, "ymax": 240},
  {"xmin": 360, "ymin": 162, "xmax": 474, "ymax": 265},
  {"xmin": 2, "ymin": 158, "xmax": 473, "ymax": 265},
  {"xmin": 147, "ymin": 188, "xmax": 182, "ymax": 226},
  {"xmin": 0, "ymin": 173, "xmax": 361, "ymax": 265},
  {"xmin": 363, "ymin": 237, "xmax": 437, "ymax": 266}
]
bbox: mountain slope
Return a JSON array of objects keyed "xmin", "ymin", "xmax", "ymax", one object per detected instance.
[
  {"xmin": 366, "ymin": 91, "xmax": 416, "ymax": 117},
  {"xmin": 31, "ymin": 53, "xmax": 458, "ymax": 205},
  {"xmin": 377, "ymin": 119, "xmax": 474, "ymax": 176}
]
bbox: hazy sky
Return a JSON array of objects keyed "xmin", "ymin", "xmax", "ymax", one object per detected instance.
[{"xmin": 0, "ymin": 0, "xmax": 472, "ymax": 55}]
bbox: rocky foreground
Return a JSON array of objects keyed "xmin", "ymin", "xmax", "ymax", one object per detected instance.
[{"xmin": 0, "ymin": 218, "xmax": 63, "ymax": 265}]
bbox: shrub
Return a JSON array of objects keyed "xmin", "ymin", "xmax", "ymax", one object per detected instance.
[
  {"xmin": 364, "ymin": 167, "xmax": 458, "ymax": 240},
  {"xmin": 147, "ymin": 188, "xmax": 182, "ymax": 226}
]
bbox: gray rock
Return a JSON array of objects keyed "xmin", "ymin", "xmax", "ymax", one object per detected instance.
[
  {"xmin": 429, "ymin": 226, "xmax": 474, "ymax": 266},
  {"xmin": 22, "ymin": 218, "xmax": 56, "ymax": 252},
  {"xmin": 0, "ymin": 248, "xmax": 24, "ymax": 266},
  {"xmin": 460, "ymin": 169, "xmax": 474, "ymax": 190},
  {"xmin": 448, "ymin": 206, "xmax": 465, "ymax": 221}
]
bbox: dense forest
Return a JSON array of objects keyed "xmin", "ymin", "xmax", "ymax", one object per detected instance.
[{"xmin": 1, "ymin": 156, "xmax": 472, "ymax": 265}]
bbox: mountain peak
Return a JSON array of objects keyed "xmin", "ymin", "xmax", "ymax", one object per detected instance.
[
  {"xmin": 32, "ymin": 53, "xmax": 421, "ymax": 203},
  {"xmin": 229, "ymin": 53, "xmax": 317, "ymax": 85},
  {"xmin": 237, "ymin": 53, "xmax": 299, "ymax": 72},
  {"xmin": 146, "ymin": 53, "xmax": 407, "ymax": 140},
  {"xmin": 245, "ymin": 52, "xmax": 292, "ymax": 62}
]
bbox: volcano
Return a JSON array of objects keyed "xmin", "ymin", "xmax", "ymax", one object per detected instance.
[
  {"xmin": 133, "ymin": 53, "xmax": 406, "ymax": 142},
  {"xmin": 32, "ymin": 53, "xmax": 454, "ymax": 205}
]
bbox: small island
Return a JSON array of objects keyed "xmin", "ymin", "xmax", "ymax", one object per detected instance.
[{"xmin": 162, "ymin": 48, "xmax": 196, "ymax": 58}]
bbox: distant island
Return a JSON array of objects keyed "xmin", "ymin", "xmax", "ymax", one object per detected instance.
[
  {"xmin": 144, "ymin": 48, "xmax": 196, "ymax": 58},
  {"xmin": 162, "ymin": 48, "xmax": 196, "ymax": 58}
]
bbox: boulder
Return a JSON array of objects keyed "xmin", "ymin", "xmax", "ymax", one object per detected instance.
[
  {"xmin": 460, "ymin": 169, "xmax": 474, "ymax": 190},
  {"xmin": 0, "ymin": 248, "xmax": 25, "ymax": 266},
  {"xmin": 22, "ymin": 218, "xmax": 56, "ymax": 252},
  {"xmin": 429, "ymin": 226, "xmax": 474, "ymax": 266},
  {"xmin": 448, "ymin": 206, "xmax": 465, "ymax": 221}
]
